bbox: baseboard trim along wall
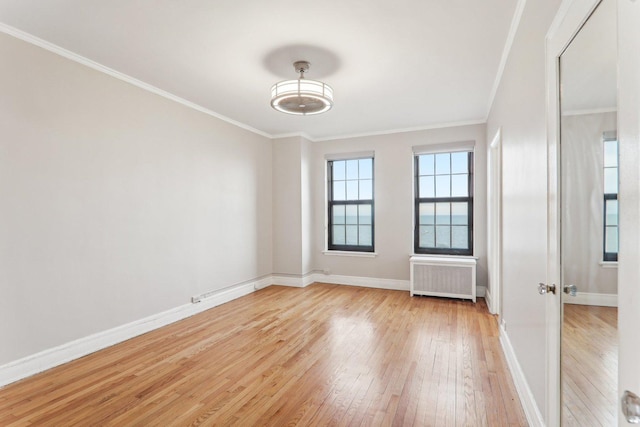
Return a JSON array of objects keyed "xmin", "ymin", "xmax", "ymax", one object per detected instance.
[
  {"xmin": 499, "ymin": 323, "xmax": 545, "ymax": 427},
  {"xmin": 484, "ymin": 286, "xmax": 495, "ymax": 314},
  {"xmin": 273, "ymin": 272, "xmax": 488, "ymax": 297},
  {"xmin": 0, "ymin": 274, "xmax": 488, "ymax": 388},
  {"xmin": 0, "ymin": 278, "xmax": 262, "ymax": 388},
  {"xmin": 563, "ymin": 291, "xmax": 617, "ymax": 307}
]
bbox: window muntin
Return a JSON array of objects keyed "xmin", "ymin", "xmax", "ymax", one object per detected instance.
[
  {"xmin": 415, "ymin": 151, "xmax": 473, "ymax": 255},
  {"xmin": 603, "ymin": 137, "xmax": 618, "ymax": 262},
  {"xmin": 328, "ymin": 158, "xmax": 374, "ymax": 251}
]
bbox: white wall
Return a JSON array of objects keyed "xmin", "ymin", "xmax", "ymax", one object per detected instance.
[
  {"xmin": 486, "ymin": 0, "xmax": 562, "ymax": 419},
  {"xmin": 0, "ymin": 32, "xmax": 272, "ymax": 365},
  {"xmin": 272, "ymin": 137, "xmax": 303, "ymax": 275},
  {"xmin": 561, "ymin": 111, "xmax": 618, "ymax": 295},
  {"xmin": 310, "ymin": 125, "xmax": 488, "ymax": 287}
]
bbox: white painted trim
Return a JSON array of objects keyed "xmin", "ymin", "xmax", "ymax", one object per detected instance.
[
  {"xmin": 0, "ymin": 273, "xmax": 491, "ymax": 388},
  {"xmin": 307, "ymin": 120, "xmax": 486, "ymax": 143},
  {"xmin": 562, "ymin": 107, "xmax": 618, "ymax": 116},
  {"xmin": 321, "ymin": 250, "xmax": 378, "ymax": 258},
  {"xmin": 484, "ymin": 286, "xmax": 494, "ymax": 313},
  {"xmin": 0, "ymin": 279, "xmax": 261, "ymax": 388},
  {"xmin": 0, "ymin": 23, "xmax": 490, "ymax": 144},
  {"xmin": 476, "ymin": 285, "xmax": 487, "ymax": 298},
  {"xmin": 270, "ymin": 132, "xmax": 315, "ymax": 142},
  {"xmin": 486, "ymin": 0, "xmax": 528, "ymax": 118},
  {"xmin": 314, "ymin": 274, "xmax": 410, "ymax": 291},
  {"xmin": 499, "ymin": 324, "xmax": 545, "ymax": 427},
  {"xmin": 487, "ymin": 127, "xmax": 503, "ymax": 316},
  {"xmin": 599, "ymin": 260, "xmax": 618, "ymax": 268},
  {"xmin": 564, "ymin": 292, "xmax": 618, "ymax": 307},
  {"xmin": 271, "ymin": 272, "xmax": 315, "ymax": 288},
  {"xmin": 0, "ymin": 23, "xmax": 271, "ymax": 140}
]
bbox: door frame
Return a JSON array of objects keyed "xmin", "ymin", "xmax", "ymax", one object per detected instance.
[
  {"xmin": 487, "ymin": 128, "xmax": 503, "ymax": 316},
  {"xmin": 545, "ymin": 0, "xmax": 604, "ymax": 425}
]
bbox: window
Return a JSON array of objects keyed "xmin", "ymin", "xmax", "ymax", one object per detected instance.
[
  {"xmin": 414, "ymin": 150, "xmax": 473, "ymax": 255},
  {"xmin": 603, "ymin": 134, "xmax": 618, "ymax": 262},
  {"xmin": 327, "ymin": 157, "xmax": 374, "ymax": 252}
]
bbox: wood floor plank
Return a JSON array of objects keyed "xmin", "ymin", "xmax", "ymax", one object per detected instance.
[
  {"xmin": 0, "ymin": 283, "xmax": 527, "ymax": 426},
  {"xmin": 562, "ymin": 303, "xmax": 617, "ymax": 427}
]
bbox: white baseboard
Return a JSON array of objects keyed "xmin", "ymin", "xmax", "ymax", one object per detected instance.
[
  {"xmin": 0, "ymin": 272, "xmax": 488, "ymax": 388},
  {"xmin": 0, "ymin": 279, "xmax": 261, "ymax": 388},
  {"xmin": 484, "ymin": 286, "xmax": 494, "ymax": 313},
  {"xmin": 274, "ymin": 272, "xmax": 487, "ymax": 298},
  {"xmin": 499, "ymin": 323, "xmax": 545, "ymax": 427},
  {"xmin": 476, "ymin": 285, "xmax": 487, "ymax": 298},
  {"xmin": 271, "ymin": 272, "xmax": 315, "ymax": 288},
  {"xmin": 564, "ymin": 291, "xmax": 618, "ymax": 307},
  {"xmin": 314, "ymin": 273, "xmax": 410, "ymax": 291}
]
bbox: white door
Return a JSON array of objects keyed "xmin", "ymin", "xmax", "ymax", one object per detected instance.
[
  {"xmin": 617, "ymin": 0, "xmax": 640, "ymax": 425},
  {"xmin": 547, "ymin": 0, "xmax": 640, "ymax": 425}
]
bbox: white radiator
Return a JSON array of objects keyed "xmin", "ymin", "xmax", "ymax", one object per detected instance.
[{"xmin": 410, "ymin": 256, "xmax": 476, "ymax": 302}]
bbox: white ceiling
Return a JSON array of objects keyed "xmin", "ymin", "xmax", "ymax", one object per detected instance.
[{"xmin": 0, "ymin": 0, "xmax": 520, "ymax": 140}]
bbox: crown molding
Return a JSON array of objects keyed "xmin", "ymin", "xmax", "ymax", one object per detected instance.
[
  {"xmin": 0, "ymin": 23, "xmax": 272, "ymax": 139},
  {"xmin": 308, "ymin": 119, "xmax": 486, "ymax": 143},
  {"xmin": 486, "ymin": 0, "xmax": 528, "ymax": 119}
]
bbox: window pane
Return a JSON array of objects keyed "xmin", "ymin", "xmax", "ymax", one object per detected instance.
[
  {"xmin": 419, "ymin": 154, "xmax": 434, "ymax": 176},
  {"xmin": 419, "ymin": 225, "xmax": 435, "ymax": 248},
  {"xmin": 604, "ymin": 168, "xmax": 618, "ymax": 194},
  {"xmin": 435, "ymin": 175, "xmax": 451, "ymax": 197},
  {"xmin": 604, "ymin": 140, "xmax": 618, "ymax": 167},
  {"xmin": 332, "ymin": 225, "xmax": 345, "ymax": 245},
  {"xmin": 345, "ymin": 205, "xmax": 358, "ymax": 224},
  {"xmin": 332, "ymin": 205, "xmax": 345, "ymax": 225},
  {"xmin": 451, "ymin": 174, "xmax": 468, "ymax": 197},
  {"xmin": 346, "ymin": 225, "xmax": 358, "ymax": 245},
  {"xmin": 333, "ymin": 181, "xmax": 346, "ymax": 201},
  {"xmin": 419, "ymin": 176, "xmax": 435, "ymax": 198},
  {"xmin": 419, "ymin": 203, "xmax": 435, "ymax": 225},
  {"xmin": 333, "ymin": 161, "xmax": 345, "ymax": 180},
  {"xmin": 452, "ymin": 226, "xmax": 469, "ymax": 249},
  {"xmin": 435, "ymin": 153, "xmax": 450, "ymax": 174},
  {"xmin": 359, "ymin": 225, "xmax": 372, "ymax": 246},
  {"xmin": 451, "ymin": 152, "xmax": 468, "ymax": 174},
  {"xmin": 359, "ymin": 179, "xmax": 373, "ymax": 200},
  {"xmin": 359, "ymin": 205, "xmax": 372, "ymax": 225},
  {"xmin": 605, "ymin": 226, "xmax": 618, "ymax": 253},
  {"xmin": 359, "ymin": 158, "xmax": 373, "ymax": 179},
  {"xmin": 436, "ymin": 225, "xmax": 451, "ymax": 248},
  {"xmin": 435, "ymin": 203, "xmax": 450, "ymax": 224},
  {"xmin": 451, "ymin": 202, "xmax": 468, "ymax": 225},
  {"xmin": 346, "ymin": 180, "xmax": 358, "ymax": 200},
  {"xmin": 346, "ymin": 160, "xmax": 359, "ymax": 180},
  {"xmin": 606, "ymin": 199, "xmax": 618, "ymax": 226}
]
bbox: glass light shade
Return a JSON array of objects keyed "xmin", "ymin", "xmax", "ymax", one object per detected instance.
[{"xmin": 270, "ymin": 78, "xmax": 334, "ymax": 115}]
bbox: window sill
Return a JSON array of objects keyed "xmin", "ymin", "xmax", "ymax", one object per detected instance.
[
  {"xmin": 323, "ymin": 250, "xmax": 378, "ymax": 258},
  {"xmin": 600, "ymin": 261, "xmax": 618, "ymax": 268},
  {"xmin": 410, "ymin": 254, "xmax": 477, "ymax": 260}
]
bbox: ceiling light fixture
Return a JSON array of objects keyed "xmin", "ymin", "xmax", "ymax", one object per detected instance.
[{"xmin": 270, "ymin": 61, "xmax": 333, "ymax": 115}]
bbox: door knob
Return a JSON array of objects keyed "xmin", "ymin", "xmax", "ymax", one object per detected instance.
[
  {"xmin": 563, "ymin": 284, "xmax": 577, "ymax": 296},
  {"xmin": 622, "ymin": 390, "xmax": 640, "ymax": 423},
  {"xmin": 538, "ymin": 282, "xmax": 556, "ymax": 295}
]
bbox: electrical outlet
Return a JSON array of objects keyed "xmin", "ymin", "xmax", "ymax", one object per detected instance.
[{"xmin": 191, "ymin": 296, "xmax": 201, "ymax": 304}]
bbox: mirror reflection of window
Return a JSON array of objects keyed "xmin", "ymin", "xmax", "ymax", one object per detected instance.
[{"xmin": 603, "ymin": 132, "xmax": 618, "ymax": 261}]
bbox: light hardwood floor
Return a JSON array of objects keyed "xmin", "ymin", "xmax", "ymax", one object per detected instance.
[
  {"xmin": 562, "ymin": 304, "xmax": 618, "ymax": 427},
  {"xmin": 0, "ymin": 283, "xmax": 527, "ymax": 426}
]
